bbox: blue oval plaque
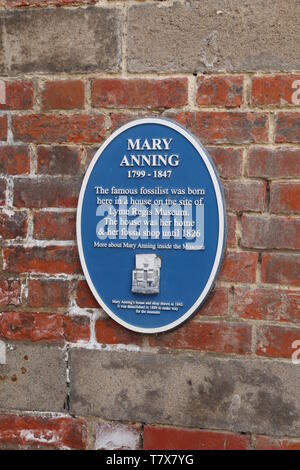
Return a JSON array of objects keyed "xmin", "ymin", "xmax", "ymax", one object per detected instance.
[{"xmin": 77, "ymin": 118, "xmax": 226, "ymax": 333}]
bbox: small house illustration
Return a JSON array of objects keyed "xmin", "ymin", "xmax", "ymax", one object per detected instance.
[{"xmin": 132, "ymin": 254, "xmax": 161, "ymax": 294}]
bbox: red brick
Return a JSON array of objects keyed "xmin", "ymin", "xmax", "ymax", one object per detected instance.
[
  {"xmin": 256, "ymin": 325, "xmax": 300, "ymax": 359},
  {"xmin": 12, "ymin": 114, "xmax": 106, "ymax": 144},
  {"xmin": 92, "ymin": 78, "xmax": 188, "ymax": 109},
  {"xmin": 95, "ymin": 318, "xmax": 143, "ymax": 346},
  {"xmin": 111, "ymin": 113, "xmax": 152, "ymax": 133},
  {"xmin": 234, "ymin": 287, "xmax": 300, "ymax": 323},
  {"xmin": 0, "ymin": 279, "xmax": 21, "ymax": 307},
  {"xmin": 195, "ymin": 286, "xmax": 229, "ymax": 317},
  {"xmin": 63, "ymin": 315, "xmax": 90, "ymax": 343},
  {"xmin": 207, "ymin": 147, "xmax": 243, "ymax": 178},
  {"xmin": 0, "ymin": 116, "xmax": 7, "ymax": 140},
  {"xmin": 9, "ymin": 0, "xmax": 95, "ymax": 6},
  {"xmin": 37, "ymin": 146, "xmax": 82, "ymax": 175},
  {"xmin": 144, "ymin": 426, "xmax": 250, "ymax": 450},
  {"xmin": 251, "ymin": 75, "xmax": 300, "ymax": 106},
  {"xmin": 174, "ymin": 112, "xmax": 268, "ymax": 144},
  {"xmin": 0, "ymin": 312, "xmax": 63, "ymax": 342},
  {"xmin": 270, "ymin": 182, "xmax": 300, "ymax": 214},
  {"xmin": 241, "ymin": 214, "xmax": 300, "ymax": 250},
  {"xmin": 28, "ymin": 279, "xmax": 71, "ymax": 308},
  {"xmin": 262, "ymin": 253, "xmax": 300, "ymax": 286},
  {"xmin": 42, "ymin": 80, "xmax": 84, "ymax": 110},
  {"xmin": 223, "ymin": 180, "xmax": 266, "ymax": 212},
  {"xmin": 197, "ymin": 75, "xmax": 243, "ymax": 108},
  {"xmin": 220, "ymin": 251, "xmax": 257, "ymax": 283},
  {"xmin": 3, "ymin": 246, "xmax": 81, "ymax": 274},
  {"xmin": 149, "ymin": 321, "xmax": 252, "ymax": 355},
  {"xmin": 248, "ymin": 147, "xmax": 300, "ymax": 178},
  {"xmin": 226, "ymin": 213, "xmax": 237, "ymax": 248},
  {"xmin": 0, "ymin": 178, "xmax": 5, "ymax": 205},
  {"xmin": 33, "ymin": 211, "xmax": 76, "ymax": 240},
  {"xmin": 0, "ymin": 82, "xmax": 33, "ymax": 110},
  {"xmin": 275, "ymin": 112, "xmax": 300, "ymax": 143},
  {"xmin": 255, "ymin": 435, "xmax": 300, "ymax": 450},
  {"xmin": 0, "ymin": 415, "xmax": 86, "ymax": 450},
  {"xmin": 0, "ymin": 210, "xmax": 27, "ymax": 239},
  {"xmin": 85, "ymin": 146, "xmax": 99, "ymax": 169},
  {"xmin": 14, "ymin": 177, "xmax": 82, "ymax": 208},
  {"xmin": 0, "ymin": 146, "xmax": 30, "ymax": 175},
  {"xmin": 76, "ymin": 280, "xmax": 99, "ymax": 308}
]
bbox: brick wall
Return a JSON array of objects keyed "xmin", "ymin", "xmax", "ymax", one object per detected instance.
[{"xmin": 0, "ymin": 0, "xmax": 299, "ymax": 450}]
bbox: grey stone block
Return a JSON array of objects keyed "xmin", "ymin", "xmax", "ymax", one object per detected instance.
[
  {"xmin": 70, "ymin": 349, "xmax": 300, "ymax": 436},
  {"xmin": 0, "ymin": 7, "xmax": 122, "ymax": 74},
  {"xmin": 127, "ymin": 0, "xmax": 300, "ymax": 72},
  {"xmin": 0, "ymin": 343, "xmax": 66, "ymax": 412}
]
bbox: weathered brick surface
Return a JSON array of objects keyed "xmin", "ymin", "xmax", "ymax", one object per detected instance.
[
  {"xmin": 127, "ymin": 1, "xmax": 300, "ymax": 72},
  {"xmin": 95, "ymin": 318, "xmax": 143, "ymax": 347},
  {"xmin": 0, "ymin": 82, "xmax": 33, "ymax": 110},
  {"xmin": 0, "ymin": 116, "xmax": 7, "ymax": 140},
  {"xmin": 0, "ymin": 311, "xmax": 90, "ymax": 344},
  {"xmin": 234, "ymin": 287, "xmax": 300, "ymax": 323},
  {"xmin": 0, "ymin": 343, "xmax": 66, "ymax": 412},
  {"xmin": 85, "ymin": 145, "xmax": 99, "ymax": 168},
  {"xmin": 197, "ymin": 76, "xmax": 243, "ymax": 108},
  {"xmin": 195, "ymin": 287, "xmax": 229, "ymax": 318},
  {"xmin": 0, "ymin": 210, "xmax": 27, "ymax": 239},
  {"xmin": 63, "ymin": 315, "xmax": 90, "ymax": 343},
  {"xmin": 28, "ymin": 279, "xmax": 71, "ymax": 308},
  {"xmin": 0, "ymin": 146, "xmax": 30, "ymax": 175},
  {"xmin": 270, "ymin": 182, "xmax": 300, "ymax": 214},
  {"xmin": 149, "ymin": 321, "xmax": 252, "ymax": 355},
  {"xmin": 219, "ymin": 252, "xmax": 257, "ymax": 283},
  {"xmin": 12, "ymin": 114, "xmax": 106, "ymax": 144},
  {"xmin": 175, "ymin": 112, "xmax": 268, "ymax": 144},
  {"xmin": 33, "ymin": 211, "xmax": 76, "ymax": 240},
  {"xmin": 42, "ymin": 80, "xmax": 85, "ymax": 110},
  {"xmin": 256, "ymin": 325, "xmax": 300, "ymax": 359},
  {"xmin": 111, "ymin": 113, "xmax": 154, "ymax": 133},
  {"xmin": 3, "ymin": 246, "xmax": 81, "ymax": 274},
  {"xmin": 0, "ymin": 279, "xmax": 21, "ymax": 307},
  {"xmin": 223, "ymin": 180, "xmax": 266, "ymax": 212},
  {"xmin": 76, "ymin": 280, "xmax": 98, "ymax": 309},
  {"xmin": 70, "ymin": 350, "xmax": 300, "ymax": 436},
  {"xmin": 241, "ymin": 214, "xmax": 300, "ymax": 250},
  {"xmin": 226, "ymin": 214, "xmax": 237, "ymax": 248},
  {"xmin": 14, "ymin": 177, "xmax": 82, "ymax": 208},
  {"xmin": 261, "ymin": 254, "xmax": 300, "ymax": 286},
  {"xmin": 37, "ymin": 146, "xmax": 82, "ymax": 175},
  {"xmin": 0, "ymin": 178, "xmax": 6, "ymax": 205},
  {"xmin": 0, "ymin": 415, "xmax": 87, "ymax": 450},
  {"xmin": 92, "ymin": 78, "xmax": 188, "ymax": 109},
  {"xmin": 252, "ymin": 75, "xmax": 300, "ymax": 106},
  {"xmin": 275, "ymin": 113, "xmax": 300, "ymax": 143},
  {"xmin": 0, "ymin": 312, "xmax": 64, "ymax": 342},
  {"xmin": 207, "ymin": 147, "xmax": 243, "ymax": 178},
  {"xmin": 144, "ymin": 426, "xmax": 251, "ymax": 450},
  {"xmin": 255, "ymin": 435, "xmax": 300, "ymax": 450},
  {"xmin": 247, "ymin": 148, "xmax": 300, "ymax": 178},
  {"xmin": 0, "ymin": 8, "xmax": 121, "ymax": 74}
]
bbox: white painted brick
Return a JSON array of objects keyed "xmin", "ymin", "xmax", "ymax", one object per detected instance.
[
  {"xmin": 94, "ymin": 422, "xmax": 140, "ymax": 450},
  {"xmin": 0, "ymin": 340, "xmax": 6, "ymax": 364},
  {"xmin": 0, "ymin": 80, "xmax": 5, "ymax": 104}
]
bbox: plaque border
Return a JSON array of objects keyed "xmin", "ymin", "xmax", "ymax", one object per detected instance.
[{"xmin": 77, "ymin": 118, "xmax": 226, "ymax": 334}]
